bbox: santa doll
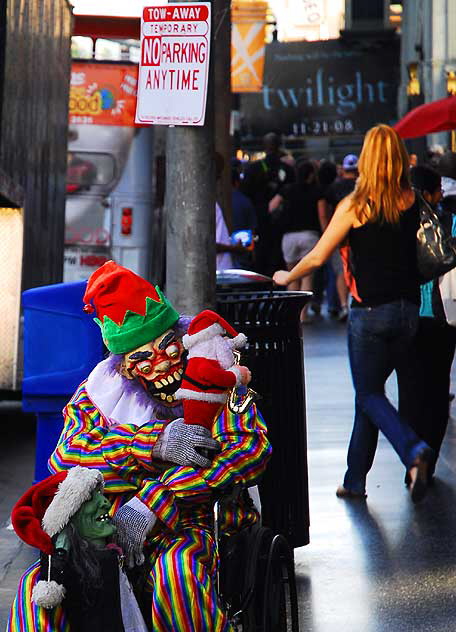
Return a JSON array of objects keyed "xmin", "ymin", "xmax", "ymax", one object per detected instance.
[{"xmin": 175, "ymin": 310, "xmax": 252, "ymax": 432}]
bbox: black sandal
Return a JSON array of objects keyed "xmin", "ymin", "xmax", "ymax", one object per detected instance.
[{"xmin": 408, "ymin": 448, "xmax": 433, "ymax": 503}]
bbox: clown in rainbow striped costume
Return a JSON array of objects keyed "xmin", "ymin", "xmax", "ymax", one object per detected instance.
[{"xmin": 8, "ymin": 261, "xmax": 271, "ymax": 632}]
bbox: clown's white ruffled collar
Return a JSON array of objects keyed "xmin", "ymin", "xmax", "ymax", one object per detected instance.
[{"xmin": 86, "ymin": 357, "xmax": 158, "ymax": 427}]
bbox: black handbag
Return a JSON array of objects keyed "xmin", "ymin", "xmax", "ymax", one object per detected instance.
[{"xmin": 416, "ymin": 191, "xmax": 456, "ymax": 281}]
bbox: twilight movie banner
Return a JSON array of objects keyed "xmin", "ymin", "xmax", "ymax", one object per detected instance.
[{"xmin": 239, "ymin": 38, "xmax": 399, "ymax": 139}]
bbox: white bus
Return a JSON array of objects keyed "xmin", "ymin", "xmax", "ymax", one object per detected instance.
[{"xmin": 64, "ymin": 60, "xmax": 154, "ymax": 281}]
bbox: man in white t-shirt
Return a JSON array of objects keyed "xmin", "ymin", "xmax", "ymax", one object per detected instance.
[
  {"xmin": 216, "ymin": 203, "xmax": 250, "ymax": 272},
  {"xmin": 216, "ymin": 202, "xmax": 233, "ymax": 271}
]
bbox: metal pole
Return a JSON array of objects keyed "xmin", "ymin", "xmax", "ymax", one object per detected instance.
[
  {"xmin": 214, "ymin": 0, "xmax": 232, "ymax": 232},
  {"xmin": 165, "ymin": 0, "xmax": 216, "ymax": 314}
]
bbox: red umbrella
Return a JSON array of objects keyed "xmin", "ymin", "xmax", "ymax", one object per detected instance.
[{"xmin": 394, "ymin": 95, "xmax": 456, "ymax": 139}]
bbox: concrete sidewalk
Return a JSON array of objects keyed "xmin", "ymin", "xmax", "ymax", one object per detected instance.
[
  {"xmin": 0, "ymin": 414, "xmax": 36, "ymax": 629},
  {"xmin": 296, "ymin": 317, "xmax": 456, "ymax": 632}
]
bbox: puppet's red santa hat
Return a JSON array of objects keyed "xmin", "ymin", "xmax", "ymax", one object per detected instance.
[{"xmin": 182, "ymin": 310, "xmax": 247, "ymax": 350}]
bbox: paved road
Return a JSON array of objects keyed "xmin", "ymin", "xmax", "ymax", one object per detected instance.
[{"xmin": 296, "ymin": 317, "xmax": 456, "ymax": 632}]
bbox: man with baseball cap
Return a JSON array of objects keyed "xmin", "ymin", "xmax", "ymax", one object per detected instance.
[
  {"xmin": 321, "ymin": 154, "xmax": 359, "ymax": 321},
  {"xmin": 8, "ymin": 261, "xmax": 271, "ymax": 632}
]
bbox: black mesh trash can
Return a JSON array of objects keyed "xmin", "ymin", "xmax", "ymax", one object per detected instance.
[{"xmin": 216, "ymin": 270, "xmax": 311, "ymax": 548}]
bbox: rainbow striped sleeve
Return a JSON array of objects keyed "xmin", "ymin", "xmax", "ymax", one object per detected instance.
[
  {"xmin": 137, "ymin": 478, "xmax": 179, "ymax": 531},
  {"xmin": 48, "ymin": 382, "xmax": 122, "ymax": 485},
  {"xmin": 100, "ymin": 421, "xmax": 164, "ymax": 479},
  {"xmin": 129, "ymin": 419, "xmax": 167, "ymax": 469},
  {"xmin": 207, "ymin": 404, "xmax": 271, "ymax": 488},
  {"xmin": 49, "ymin": 383, "xmax": 164, "ymax": 494},
  {"xmin": 159, "ymin": 405, "xmax": 271, "ymax": 499},
  {"xmin": 159, "ymin": 465, "xmax": 213, "ymax": 504}
]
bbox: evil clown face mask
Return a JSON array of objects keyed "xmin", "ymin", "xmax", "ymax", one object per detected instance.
[
  {"xmin": 71, "ymin": 489, "xmax": 116, "ymax": 545},
  {"xmin": 121, "ymin": 328, "xmax": 185, "ymax": 407}
]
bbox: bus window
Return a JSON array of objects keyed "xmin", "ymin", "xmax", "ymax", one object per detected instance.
[{"xmin": 66, "ymin": 152, "xmax": 115, "ymax": 194}]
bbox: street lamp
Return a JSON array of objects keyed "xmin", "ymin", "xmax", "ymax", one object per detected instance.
[
  {"xmin": 406, "ymin": 63, "xmax": 420, "ymax": 97},
  {"xmin": 446, "ymin": 69, "xmax": 456, "ymax": 150}
]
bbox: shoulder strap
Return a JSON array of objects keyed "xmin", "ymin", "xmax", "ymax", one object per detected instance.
[{"xmin": 412, "ymin": 187, "xmax": 430, "ymax": 211}]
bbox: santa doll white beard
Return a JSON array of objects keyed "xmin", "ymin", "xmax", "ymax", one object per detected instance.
[
  {"xmin": 188, "ymin": 337, "xmax": 235, "ymax": 369},
  {"xmin": 215, "ymin": 337, "xmax": 236, "ymax": 369}
]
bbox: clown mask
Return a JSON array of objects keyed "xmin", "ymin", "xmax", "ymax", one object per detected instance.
[{"xmin": 121, "ymin": 328, "xmax": 185, "ymax": 407}]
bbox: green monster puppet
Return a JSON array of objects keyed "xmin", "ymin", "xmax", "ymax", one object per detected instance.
[{"xmin": 11, "ymin": 466, "xmax": 147, "ymax": 632}]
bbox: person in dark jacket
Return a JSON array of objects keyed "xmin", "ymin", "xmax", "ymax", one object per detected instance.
[
  {"xmin": 241, "ymin": 132, "xmax": 295, "ymax": 276},
  {"xmin": 398, "ymin": 165, "xmax": 456, "ymax": 483},
  {"xmin": 231, "ymin": 168, "xmax": 257, "ymax": 269},
  {"xmin": 275, "ymin": 160, "xmax": 325, "ymax": 321}
]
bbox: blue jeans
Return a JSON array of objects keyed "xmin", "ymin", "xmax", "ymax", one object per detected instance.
[{"xmin": 344, "ymin": 299, "xmax": 430, "ymax": 494}]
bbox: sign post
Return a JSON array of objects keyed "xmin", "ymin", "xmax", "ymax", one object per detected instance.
[
  {"xmin": 134, "ymin": 1, "xmax": 216, "ymax": 314},
  {"xmin": 136, "ymin": 3, "xmax": 211, "ymax": 126}
]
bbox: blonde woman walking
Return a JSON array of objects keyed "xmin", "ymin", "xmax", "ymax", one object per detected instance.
[{"xmin": 273, "ymin": 124, "xmax": 433, "ymax": 502}]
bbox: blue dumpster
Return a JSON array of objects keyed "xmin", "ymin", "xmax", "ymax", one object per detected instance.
[{"xmin": 22, "ymin": 280, "xmax": 104, "ymax": 481}]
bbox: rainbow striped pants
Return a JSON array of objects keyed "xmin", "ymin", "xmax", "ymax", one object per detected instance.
[{"xmin": 7, "ymin": 528, "xmax": 232, "ymax": 631}]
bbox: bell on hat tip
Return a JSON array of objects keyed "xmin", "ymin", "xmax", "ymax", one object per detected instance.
[{"xmin": 83, "ymin": 304, "xmax": 94, "ymax": 314}]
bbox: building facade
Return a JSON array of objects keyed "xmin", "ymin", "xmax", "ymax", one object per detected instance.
[
  {"xmin": 0, "ymin": 0, "xmax": 72, "ymax": 290},
  {"xmin": 399, "ymin": 0, "xmax": 456, "ymax": 150},
  {"xmin": 0, "ymin": 0, "xmax": 72, "ymax": 390},
  {"xmin": 268, "ymin": 0, "xmax": 345, "ymax": 42}
]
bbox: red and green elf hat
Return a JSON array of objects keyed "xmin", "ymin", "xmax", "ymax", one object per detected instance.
[{"xmin": 83, "ymin": 261, "xmax": 179, "ymax": 354}]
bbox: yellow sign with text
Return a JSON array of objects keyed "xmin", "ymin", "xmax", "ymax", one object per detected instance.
[{"xmin": 231, "ymin": 1, "xmax": 268, "ymax": 93}]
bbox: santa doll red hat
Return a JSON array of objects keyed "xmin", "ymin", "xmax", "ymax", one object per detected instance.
[
  {"xmin": 182, "ymin": 310, "xmax": 247, "ymax": 352},
  {"xmin": 176, "ymin": 310, "xmax": 251, "ymax": 431}
]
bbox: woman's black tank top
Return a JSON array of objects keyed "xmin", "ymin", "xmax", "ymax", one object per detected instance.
[{"xmin": 348, "ymin": 198, "xmax": 421, "ymax": 307}]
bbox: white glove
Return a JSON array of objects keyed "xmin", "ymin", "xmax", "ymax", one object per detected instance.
[
  {"xmin": 153, "ymin": 418, "xmax": 220, "ymax": 468},
  {"xmin": 112, "ymin": 497, "xmax": 156, "ymax": 568}
]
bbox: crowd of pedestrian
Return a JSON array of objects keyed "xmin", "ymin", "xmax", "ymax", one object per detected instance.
[
  {"xmin": 270, "ymin": 123, "xmax": 456, "ymax": 503},
  {"xmin": 214, "ymin": 124, "xmax": 456, "ymax": 501},
  {"xmin": 230, "ymin": 131, "xmax": 359, "ymax": 323}
]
